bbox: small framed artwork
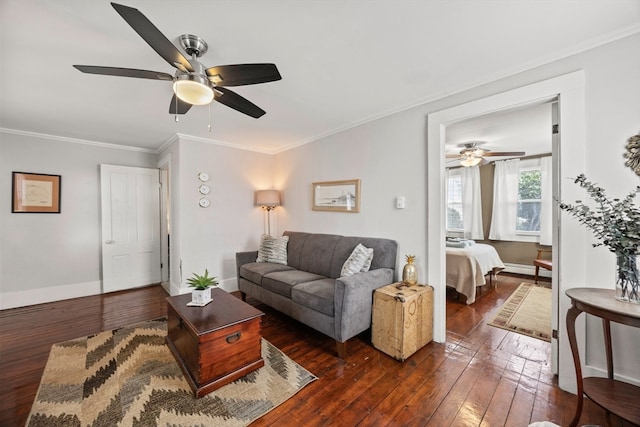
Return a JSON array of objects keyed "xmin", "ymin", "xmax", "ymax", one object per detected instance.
[
  {"xmin": 12, "ymin": 172, "xmax": 61, "ymax": 213},
  {"xmin": 312, "ymin": 179, "xmax": 360, "ymax": 213}
]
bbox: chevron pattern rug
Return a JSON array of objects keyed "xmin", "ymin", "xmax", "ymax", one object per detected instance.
[{"xmin": 27, "ymin": 318, "xmax": 317, "ymax": 426}]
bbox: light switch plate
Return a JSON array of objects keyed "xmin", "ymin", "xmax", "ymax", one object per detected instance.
[{"xmin": 396, "ymin": 196, "xmax": 405, "ymax": 209}]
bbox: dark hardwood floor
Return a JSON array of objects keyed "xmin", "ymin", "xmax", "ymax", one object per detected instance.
[{"xmin": 0, "ymin": 275, "xmax": 631, "ymax": 426}]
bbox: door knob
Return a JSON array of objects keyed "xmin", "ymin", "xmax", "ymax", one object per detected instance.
[{"xmin": 105, "ymin": 240, "xmax": 115, "ymax": 244}]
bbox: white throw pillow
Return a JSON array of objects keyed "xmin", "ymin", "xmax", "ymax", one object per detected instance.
[
  {"xmin": 340, "ymin": 243, "xmax": 374, "ymax": 277},
  {"xmin": 256, "ymin": 234, "xmax": 289, "ymax": 265}
]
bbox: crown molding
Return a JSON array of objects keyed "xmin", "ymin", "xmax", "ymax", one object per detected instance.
[{"xmin": 0, "ymin": 127, "xmax": 158, "ymax": 154}]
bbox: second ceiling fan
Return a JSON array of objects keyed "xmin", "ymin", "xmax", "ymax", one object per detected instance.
[
  {"xmin": 73, "ymin": 2, "xmax": 281, "ymax": 118},
  {"xmin": 447, "ymin": 142, "xmax": 525, "ymax": 167}
]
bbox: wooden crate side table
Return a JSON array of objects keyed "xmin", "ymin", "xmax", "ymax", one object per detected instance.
[
  {"xmin": 372, "ymin": 283, "xmax": 433, "ymax": 361},
  {"xmin": 565, "ymin": 288, "xmax": 640, "ymax": 427},
  {"xmin": 166, "ymin": 288, "xmax": 264, "ymax": 398}
]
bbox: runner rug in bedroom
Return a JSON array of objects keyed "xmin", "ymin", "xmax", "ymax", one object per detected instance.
[
  {"xmin": 27, "ymin": 318, "xmax": 317, "ymax": 427},
  {"xmin": 488, "ymin": 283, "xmax": 552, "ymax": 342}
]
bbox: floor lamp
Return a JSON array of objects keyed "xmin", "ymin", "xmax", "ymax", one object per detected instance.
[{"xmin": 255, "ymin": 190, "xmax": 281, "ymax": 235}]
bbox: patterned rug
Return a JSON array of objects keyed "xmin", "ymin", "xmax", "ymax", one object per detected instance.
[
  {"xmin": 488, "ymin": 283, "xmax": 552, "ymax": 342},
  {"xmin": 27, "ymin": 318, "xmax": 317, "ymax": 426}
]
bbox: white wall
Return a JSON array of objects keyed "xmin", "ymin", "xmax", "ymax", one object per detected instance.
[
  {"xmin": 162, "ymin": 136, "xmax": 274, "ymax": 295},
  {"xmin": 274, "ymin": 34, "xmax": 640, "ymax": 384},
  {"xmin": 0, "ymin": 131, "xmax": 157, "ymax": 309},
  {"xmin": 273, "ymin": 110, "xmax": 427, "ymax": 279}
]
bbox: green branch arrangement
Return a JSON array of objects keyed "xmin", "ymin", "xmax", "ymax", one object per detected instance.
[
  {"xmin": 558, "ymin": 174, "xmax": 640, "ymax": 301},
  {"xmin": 558, "ymin": 174, "xmax": 640, "ymax": 255}
]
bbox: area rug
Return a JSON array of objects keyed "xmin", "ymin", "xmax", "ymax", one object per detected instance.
[
  {"xmin": 488, "ymin": 283, "xmax": 552, "ymax": 342},
  {"xmin": 27, "ymin": 318, "xmax": 317, "ymax": 427}
]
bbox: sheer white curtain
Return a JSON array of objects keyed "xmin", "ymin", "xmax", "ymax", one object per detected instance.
[
  {"xmin": 489, "ymin": 159, "xmax": 520, "ymax": 240},
  {"xmin": 539, "ymin": 156, "xmax": 553, "ymax": 245},
  {"xmin": 460, "ymin": 166, "xmax": 484, "ymax": 239}
]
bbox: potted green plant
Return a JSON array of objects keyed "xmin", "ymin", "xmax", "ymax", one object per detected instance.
[
  {"xmin": 187, "ymin": 269, "xmax": 218, "ymax": 305},
  {"xmin": 558, "ymin": 174, "xmax": 640, "ymax": 303}
]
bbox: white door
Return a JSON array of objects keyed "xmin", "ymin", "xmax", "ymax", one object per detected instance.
[{"xmin": 101, "ymin": 164, "xmax": 161, "ymax": 292}]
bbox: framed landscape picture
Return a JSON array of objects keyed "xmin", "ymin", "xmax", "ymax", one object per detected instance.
[
  {"xmin": 312, "ymin": 179, "xmax": 360, "ymax": 213},
  {"xmin": 12, "ymin": 172, "xmax": 61, "ymax": 213}
]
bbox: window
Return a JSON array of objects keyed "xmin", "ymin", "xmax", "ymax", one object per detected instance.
[
  {"xmin": 517, "ymin": 168, "xmax": 542, "ymax": 233},
  {"xmin": 489, "ymin": 157, "xmax": 551, "ymax": 243},
  {"xmin": 446, "ymin": 173, "xmax": 463, "ymax": 231}
]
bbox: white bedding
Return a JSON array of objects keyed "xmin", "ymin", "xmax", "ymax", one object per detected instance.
[{"xmin": 446, "ymin": 243, "xmax": 505, "ymax": 304}]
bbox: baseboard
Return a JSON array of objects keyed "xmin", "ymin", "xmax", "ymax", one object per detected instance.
[
  {"xmin": 0, "ymin": 280, "xmax": 102, "ymax": 310},
  {"xmin": 502, "ymin": 262, "xmax": 551, "ymax": 278},
  {"xmin": 170, "ymin": 277, "xmax": 238, "ymax": 297},
  {"xmin": 584, "ymin": 364, "xmax": 640, "ymax": 387}
]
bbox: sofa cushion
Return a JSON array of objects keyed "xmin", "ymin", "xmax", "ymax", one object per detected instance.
[
  {"xmin": 256, "ymin": 234, "xmax": 289, "ymax": 265},
  {"xmin": 282, "ymin": 231, "xmax": 311, "ymax": 270},
  {"xmin": 263, "ymin": 270, "xmax": 326, "ymax": 298},
  {"xmin": 240, "ymin": 262, "xmax": 294, "ymax": 285},
  {"xmin": 292, "ymin": 278, "xmax": 335, "ymax": 316},
  {"xmin": 340, "ymin": 243, "xmax": 374, "ymax": 277},
  {"xmin": 297, "ymin": 233, "xmax": 342, "ymax": 277}
]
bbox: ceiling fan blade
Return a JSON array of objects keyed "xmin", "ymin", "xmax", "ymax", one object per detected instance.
[
  {"xmin": 213, "ymin": 87, "xmax": 265, "ymax": 118},
  {"xmin": 483, "ymin": 151, "xmax": 526, "ymax": 157},
  {"xmin": 169, "ymin": 94, "xmax": 193, "ymax": 114},
  {"xmin": 446, "ymin": 154, "xmax": 461, "ymax": 158},
  {"xmin": 206, "ymin": 64, "xmax": 282, "ymax": 86},
  {"xmin": 111, "ymin": 2, "xmax": 193, "ymax": 73},
  {"xmin": 73, "ymin": 65, "xmax": 173, "ymax": 80}
]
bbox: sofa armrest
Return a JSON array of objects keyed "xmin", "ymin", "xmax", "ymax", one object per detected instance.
[
  {"xmin": 334, "ymin": 268, "xmax": 394, "ymax": 342},
  {"xmin": 236, "ymin": 251, "xmax": 258, "ymax": 284}
]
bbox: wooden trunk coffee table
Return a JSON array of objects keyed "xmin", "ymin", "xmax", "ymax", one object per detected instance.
[{"xmin": 166, "ymin": 288, "xmax": 264, "ymax": 397}]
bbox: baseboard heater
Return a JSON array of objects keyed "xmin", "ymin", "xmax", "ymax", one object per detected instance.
[{"xmin": 502, "ymin": 263, "xmax": 552, "ymax": 278}]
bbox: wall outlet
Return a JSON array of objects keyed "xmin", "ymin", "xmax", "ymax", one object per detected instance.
[{"xmin": 396, "ymin": 196, "xmax": 406, "ymax": 209}]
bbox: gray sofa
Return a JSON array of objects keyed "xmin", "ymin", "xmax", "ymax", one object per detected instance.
[{"xmin": 236, "ymin": 231, "xmax": 398, "ymax": 357}]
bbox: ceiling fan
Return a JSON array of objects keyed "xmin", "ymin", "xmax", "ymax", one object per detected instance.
[
  {"xmin": 73, "ymin": 2, "xmax": 281, "ymax": 119},
  {"xmin": 446, "ymin": 142, "xmax": 525, "ymax": 167}
]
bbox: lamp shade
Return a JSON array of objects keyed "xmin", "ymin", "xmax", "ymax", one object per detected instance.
[{"xmin": 255, "ymin": 190, "xmax": 280, "ymax": 208}]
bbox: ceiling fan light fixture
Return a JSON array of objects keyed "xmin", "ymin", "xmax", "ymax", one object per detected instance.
[
  {"xmin": 460, "ymin": 156, "xmax": 482, "ymax": 167},
  {"xmin": 173, "ymin": 74, "xmax": 214, "ymax": 105}
]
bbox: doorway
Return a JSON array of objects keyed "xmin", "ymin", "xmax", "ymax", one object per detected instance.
[
  {"xmin": 443, "ymin": 99, "xmax": 557, "ymax": 370},
  {"xmin": 158, "ymin": 154, "xmax": 172, "ymax": 294},
  {"xmin": 427, "ymin": 71, "xmax": 586, "ymax": 392}
]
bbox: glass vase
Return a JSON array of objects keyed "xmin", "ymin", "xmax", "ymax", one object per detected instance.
[{"xmin": 615, "ymin": 254, "xmax": 640, "ymax": 304}]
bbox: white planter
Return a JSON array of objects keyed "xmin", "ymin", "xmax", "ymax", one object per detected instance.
[{"xmin": 191, "ymin": 287, "xmax": 212, "ymax": 304}]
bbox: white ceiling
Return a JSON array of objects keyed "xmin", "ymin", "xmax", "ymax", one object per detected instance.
[
  {"xmin": 1, "ymin": 1, "xmax": 638, "ymax": 154},
  {"xmin": 445, "ymin": 101, "xmax": 553, "ymax": 166}
]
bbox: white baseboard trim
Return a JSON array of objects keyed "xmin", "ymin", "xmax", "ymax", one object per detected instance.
[
  {"xmin": 3, "ymin": 277, "xmax": 248, "ymax": 310},
  {"xmin": 0, "ymin": 281, "xmax": 102, "ymax": 310},
  {"xmin": 219, "ymin": 278, "xmax": 239, "ymax": 293},
  {"xmin": 502, "ymin": 262, "xmax": 552, "ymax": 278},
  {"xmin": 584, "ymin": 364, "xmax": 640, "ymax": 387},
  {"xmin": 170, "ymin": 278, "xmax": 238, "ymax": 297}
]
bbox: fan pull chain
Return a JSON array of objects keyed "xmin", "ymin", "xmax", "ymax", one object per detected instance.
[
  {"xmin": 174, "ymin": 92, "xmax": 179, "ymax": 122},
  {"xmin": 208, "ymin": 102, "xmax": 212, "ymax": 132}
]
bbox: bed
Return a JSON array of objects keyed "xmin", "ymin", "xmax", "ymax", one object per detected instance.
[{"xmin": 446, "ymin": 243, "xmax": 505, "ymax": 304}]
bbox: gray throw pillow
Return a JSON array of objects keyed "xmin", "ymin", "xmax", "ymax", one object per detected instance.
[
  {"xmin": 340, "ymin": 243, "xmax": 374, "ymax": 277},
  {"xmin": 256, "ymin": 234, "xmax": 289, "ymax": 265}
]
